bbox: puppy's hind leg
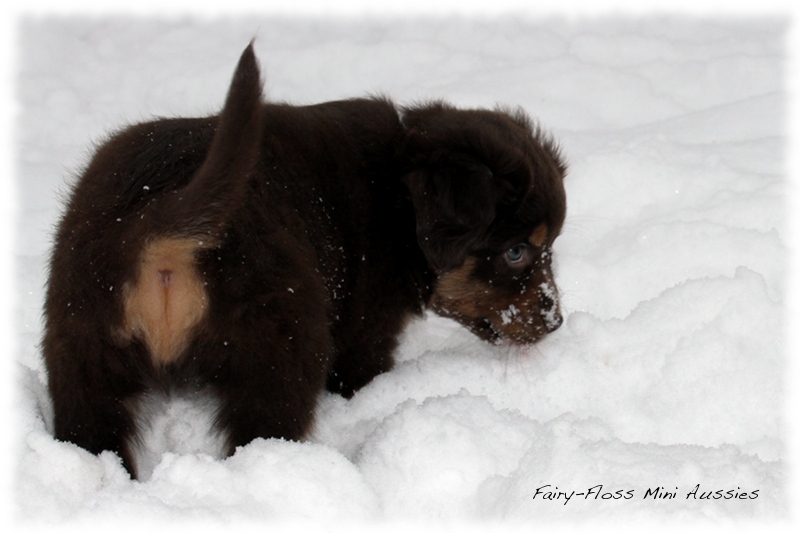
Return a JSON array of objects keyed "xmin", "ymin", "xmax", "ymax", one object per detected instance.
[
  {"xmin": 44, "ymin": 325, "xmax": 150, "ymax": 477},
  {"xmin": 212, "ymin": 311, "xmax": 332, "ymax": 453},
  {"xmin": 196, "ymin": 254, "xmax": 333, "ymax": 454}
]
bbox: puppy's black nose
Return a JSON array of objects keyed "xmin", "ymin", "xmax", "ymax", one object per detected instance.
[
  {"xmin": 546, "ymin": 311, "xmax": 563, "ymax": 332},
  {"xmin": 540, "ymin": 293, "xmax": 563, "ymax": 333}
]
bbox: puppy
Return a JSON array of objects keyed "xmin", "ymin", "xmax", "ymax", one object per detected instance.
[{"xmin": 43, "ymin": 44, "xmax": 567, "ymax": 478}]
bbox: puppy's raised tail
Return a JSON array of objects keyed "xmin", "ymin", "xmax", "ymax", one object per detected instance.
[
  {"xmin": 162, "ymin": 42, "xmax": 264, "ymax": 241},
  {"xmin": 121, "ymin": 43, "xmax": 264, "ymax": 366}
]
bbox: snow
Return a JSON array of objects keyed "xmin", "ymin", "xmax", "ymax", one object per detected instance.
[{"xmin": 11, "ymin": 9, "xmax": 792, "ymax": 527}]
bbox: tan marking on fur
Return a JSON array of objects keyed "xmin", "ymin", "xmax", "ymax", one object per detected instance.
[
  {"xmin": 431, "ymin": 257, "xmax": 486, "ymax": 316},
  {"xmin": 122, "ymin": 237, "xmax": 208, "ymax": 365},
  {"xmin": 530, "ymin": 224, "xmax": 548, "ymax": 247}
]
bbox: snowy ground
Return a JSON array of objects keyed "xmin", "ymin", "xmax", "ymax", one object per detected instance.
[{"xmin": 12, "ymin": 12, "xmax": 791, "ymax": 525}]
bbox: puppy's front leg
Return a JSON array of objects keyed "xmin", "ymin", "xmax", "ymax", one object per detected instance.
[{"xmin": 325, "ymin": 335, "xmax": 397, "ymax": 398}]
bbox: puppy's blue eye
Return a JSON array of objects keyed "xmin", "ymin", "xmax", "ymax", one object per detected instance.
[{"xmin": 505, "ymin": 244, "xmax": 529, "ymax": 266}]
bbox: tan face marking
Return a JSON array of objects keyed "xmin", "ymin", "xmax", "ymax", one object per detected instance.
[
  {"xmin": 431, "ymin": 257, "xmax": 487, "ymax": 317},
  {"xmin": 120, "ymin": 237, "xmax": 208, "ymax": 366},
  {"xmin": 529, "ymin": 224, "xmax": 548, "ymax": 247}
]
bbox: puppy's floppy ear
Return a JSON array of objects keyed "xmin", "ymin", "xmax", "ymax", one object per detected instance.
[{"xmin": 404, "ymin": 156, "xmax": 497, "ymax": 273}]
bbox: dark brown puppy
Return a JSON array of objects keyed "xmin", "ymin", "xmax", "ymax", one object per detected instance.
[{"xmin": 43, "ymin": 44, "xmax": 567, "ymax": 478}]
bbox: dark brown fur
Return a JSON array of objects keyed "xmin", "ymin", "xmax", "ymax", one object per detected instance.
[{"xmin": 43, "ymin": 44, "xmax": 567, "ymax": 478}]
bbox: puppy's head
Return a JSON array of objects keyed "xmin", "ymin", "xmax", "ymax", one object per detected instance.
[{"xmin": 402, "ymin": 102, "xmax": 567, "ymax": 345}]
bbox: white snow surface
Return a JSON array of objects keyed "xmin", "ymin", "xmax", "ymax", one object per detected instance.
[{"xmin": 13, "ymin": 15, "xmax": 789, "ymax": 525}]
